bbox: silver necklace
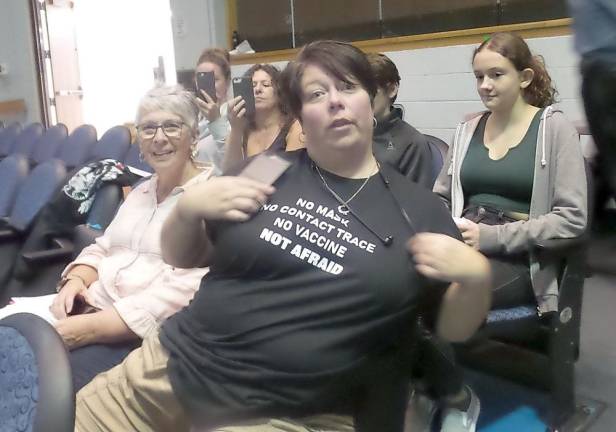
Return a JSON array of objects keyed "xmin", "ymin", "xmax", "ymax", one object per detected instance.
[{"xmin": 314, "ymin": 164, "xmax": 373, "ymax": 215}]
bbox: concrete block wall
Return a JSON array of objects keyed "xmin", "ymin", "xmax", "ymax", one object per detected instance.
[{"xmin": 230, "ymin": 35, "xmax": 584, "ymax": 145}]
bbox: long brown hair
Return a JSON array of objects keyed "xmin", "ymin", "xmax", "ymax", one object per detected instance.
[
  {"xmin": 473, "ymin": 32, "xmax": 557, "ymax": 108},
  {"xmin": 243, "ymin": 63, "xmax": 289, "ymax": 118}
]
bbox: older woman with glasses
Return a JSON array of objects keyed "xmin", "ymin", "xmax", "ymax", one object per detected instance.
[{"xmin": 0, "ymin": 85, "xmax": 211, "ymax": 392}]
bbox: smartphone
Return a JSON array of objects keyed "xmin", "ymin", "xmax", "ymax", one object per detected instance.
[
  {"xmin": 68, "ymin": 294, "xmax": 101, "ymax": 316},
  {"xmin": 196, "ymin": 71, "xmax": 217, "ymax": 102},
  {"xmin": 239, "ymin": 153, "xmax": 291, "ymax": 185},
  {"xmin": 232, "ymin": 76, "xmax": 256, "ymax": 119}
]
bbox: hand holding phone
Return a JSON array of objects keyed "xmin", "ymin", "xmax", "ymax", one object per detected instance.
[
  {"xmin": 67, "ymin": 293, "xmax": 100, "ymax": 316},
  {"xmin": 233, "ymin": 77, "xmax": 256, "ymax": 119},
  {"xmin": 196, "ymin": 71, "xmax": 217, "ymax": 103}
]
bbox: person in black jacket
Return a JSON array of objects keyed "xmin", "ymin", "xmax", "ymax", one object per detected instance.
[{"xmin": 367, "ymin": 52, "xmax": 434, "ymax": 188}]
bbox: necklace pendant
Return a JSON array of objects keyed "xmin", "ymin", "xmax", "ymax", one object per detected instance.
[{"xmin": 338, "ymin": 204, "xmax": 350, "ymax": 215}]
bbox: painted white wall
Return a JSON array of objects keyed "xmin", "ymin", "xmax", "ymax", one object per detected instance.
[
  {"xmin": 170, "ymin": 0, "xmax": 228, "ymax": 71},
  {"xmin": 230, "ymin": 35, "xmax": 584, "ymax": 144},
  {"xmin": 0, "ymin": 0, "xmax": 41, "ymax": 125}
]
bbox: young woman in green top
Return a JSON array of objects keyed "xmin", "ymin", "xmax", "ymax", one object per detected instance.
[{"xmin": 430, "ymin": 32, "xmax": 587, "ymax": 431}]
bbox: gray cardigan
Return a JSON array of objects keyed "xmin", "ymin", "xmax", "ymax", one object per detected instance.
[{"xmin": 433, "ymin": 107, "xmax": 588, "ymax": 313}]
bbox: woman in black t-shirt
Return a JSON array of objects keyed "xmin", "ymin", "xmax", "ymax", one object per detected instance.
[{"xmin": 74, "ymin": 41, "xmax": 491, "ymax": 432}]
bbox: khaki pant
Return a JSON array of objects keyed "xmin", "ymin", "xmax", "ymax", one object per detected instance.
[
  {"xmin": 212, "ymin": 416, "xmax": 353, "ymax": 432},
  {"xmin": 75, "ymin": 332, "xmax": 354, "ymax": 432}
]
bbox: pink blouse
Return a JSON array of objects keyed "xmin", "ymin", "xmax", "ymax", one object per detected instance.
[{"xmin": 62, "ymin": 169, "xmax": 211, "ymax": 338}]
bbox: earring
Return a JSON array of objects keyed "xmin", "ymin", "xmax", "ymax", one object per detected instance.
[
  {"xmin": 190, "ymin": 144, "xmax": 199, "ymax": 161},
  {"xmin": 373, "ymin": 117, "xmax": 378, "ymax": 128},
  {"xmin": 138, "ymin": 151, "xmax": 144, "ymax": 162}
]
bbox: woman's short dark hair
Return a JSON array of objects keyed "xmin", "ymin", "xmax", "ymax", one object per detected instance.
[
  {"xmin": 196, "ymin": 47, "xmax": 231, "ymax": 82},
  {"xmin": 280, "ymin": 40, "xmax": 377, "ymax": 121},
  {"xmin": 243, "ymin": 63, "xmax": 289, "ymax": 116},
  {"xmin": 473, "ymin": 32, "xmax": 557, "ymax": 108}
]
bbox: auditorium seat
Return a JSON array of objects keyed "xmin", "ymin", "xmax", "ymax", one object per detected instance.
[
  {"xmin": 30, "ymin": 123, "xmax": 68, "ymax": 166},
  {"xmin": 0, "ymin": 160, "xmax": 67, "ymax": 293},
  {"xmin": 454, "ymin": 155, "xmax": 593, "ymax": 429},
  {"xmin": 0, "ymin": 155, "xmax": 29, "ymax": 218},
  {"xmin": 0, "ymin": 183, "xmax": 123, "ymax": 303},
  {"xmin": 55, "ymin": 124, "xmax": 97, "ymax": 170},
  {"xmin": 424, "ymin": 134, "xmax": 448, "ymax": 187},
  {"xmin": 0, "ymin": 313, "xmax": 74, "ymax": 432},
  {"xmin": 88, "ymin": 125, "xmax": 131, "ymax": 162},
  {"xmin": 455, "ymin": 239, "xmax": 587, "ymax": 429},
  {"xmin": 0, "ymin": 122, "xmax": 22, "ymax": 159},
  {"xmin": 124, "ymin": 143, "xmax": 154, "ymax": 174},
  {"xmin": 10, "ymin": 122, "xmax": 44, "ymax": 158}
]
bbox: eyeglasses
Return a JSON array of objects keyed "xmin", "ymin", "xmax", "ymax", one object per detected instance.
[{"xmin": 137, "ymin": 121, "xmax": 185, "ymax": 140}]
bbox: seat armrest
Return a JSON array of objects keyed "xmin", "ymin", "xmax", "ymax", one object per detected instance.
[
  {"xmin": 21, "ymin": 238, "xmax": 75, "ymax": 265},
  {"xmin": 0, "ymin": 228, "xmax": 18, "ymax": 240}
]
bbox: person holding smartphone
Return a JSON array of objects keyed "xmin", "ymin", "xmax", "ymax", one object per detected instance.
[
  {"xmin": 74, "ymin": 41, "xmax": 491, "ymax": 432},
  {"xmin": 223, "ymin": 63, "xmax": 303, "ymax": 172},
  {"xmin": 194, "ymin": 47, "xmax": 232, "ymax": 175}
]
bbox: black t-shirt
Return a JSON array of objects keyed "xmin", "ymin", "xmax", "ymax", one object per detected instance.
[{"xmin": 160, "ymin": 149, "xmax": 460, "ymax": 428}]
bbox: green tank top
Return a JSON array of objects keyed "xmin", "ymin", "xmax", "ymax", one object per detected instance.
[{"xmin": 460, "ymin": 109, "xmax": 543, "ymax": 214}]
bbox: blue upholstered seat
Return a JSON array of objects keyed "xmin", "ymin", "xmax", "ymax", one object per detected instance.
[
  {"xmin": 424, "ymin": 134, "xmax": 448, "ymax": 187},
  {"xmin": 124, "ymin": 143, "xmax": 154, "ymax": 174},
  {"xmin": 10, "ymin": 123, "xmax": 44, "ymax": 159},
  {"xmin": 89, "ymin": 125, "xmax": 131, "ymax": 162},
  {"xmin": 486, "ymin": 305, "xmax": 538, "ymax": 324},
  {"xmin": 0, "ymin": 326, "xmax": 38, "ymax": 432},
  {"xmin": 0, "ymin": 123, "xmax": 22, "ymax": 158},
  {"xmin": 8, "ymin": 160, "xmax": 67, "ymax": 232},
  {"xmin": 30, "ymin": 124, "xmax": 68, "ymax": 166},
  {"xmin": 0, "ymin": 155, "xmax": 29, "ymax": 218},
  {"xmin": 55, "ymin": 124, "xmax": 97, "ymax": 170},
  {"xmin": 0, "ymin": 313, "xmax": 74, "ymax": 432}
]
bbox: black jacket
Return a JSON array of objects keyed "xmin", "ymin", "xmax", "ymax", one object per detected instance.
[{"xmin": 373, "ymin": 107, "xmax": 434, "ymax": 189}]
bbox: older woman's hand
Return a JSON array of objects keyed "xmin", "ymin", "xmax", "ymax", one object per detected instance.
[
  {"xmin": 196, "ymin": 90, "xmax": 222, "ymax": 123},
  {"xmin": 179, "ymin": 176, "xmax": 275, "ymax": 223},
  {"xmin": 454, "ymin": 217, "xmax": 480, "ymax": 250},
  {"xmin": 227, "ymin": 96, "xmax": 249, "ymax": 133},
  {"xmin": 50, "ymin": 279, "xmax": 93, "ymax": 320},
  {"xmin": 54, "ymin": 314, "xmax": 96, "ymax": 350},
  {"xmin": 407, "ymin": 232, "xmax": 489, "ymax": 285}
]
